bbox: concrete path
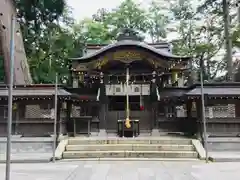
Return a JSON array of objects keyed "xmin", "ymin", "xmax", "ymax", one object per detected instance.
[{"xmin": 0, "ymin": 161, "xmax": 239, "ymax": 180}]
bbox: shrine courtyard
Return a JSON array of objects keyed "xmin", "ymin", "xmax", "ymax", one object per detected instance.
[{"xmin": 0, "ymin": 161, "xmax": 239, "ymax": 180}]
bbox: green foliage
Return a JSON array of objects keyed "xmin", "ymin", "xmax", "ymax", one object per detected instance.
[
  {"xmin": 170, "ymin": 0, "xmax": 232, "ymax": 80},
  {"xmin": 15, "ymin": 0, "xmax": 66, "ymax": 54},
  {"xmin": 75, "ymin": 19, "xmax": 112, "ymax": 44},
  {"xmin": 28, "ymin": 25, "xmax": 84, "ymax": 83},
  {"xmin": 92, "ymin": 0, "xmax": 149, "ymax": 40},
  {"xmin": 15, "ymin": 0, "xmax": 237, "ymax": 84},
  {"xmin": 232, "ymin": 27, "xmax": 240, "ymax": 47},
  {"xmin": 147, "ymin": 1, "xmax": 170, "ymax": 42},
  {"xmin": 15, "ymin": 0, "xmax": 82, "ymax": 84},
  {"xmin": 108, "ymin": 0, "xmax": 148, "ymax": 34}
]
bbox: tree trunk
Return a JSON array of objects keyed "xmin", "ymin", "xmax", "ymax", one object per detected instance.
[{"xmin": 223, "ymin": 0, "xmax": 233, "ymax": 81}]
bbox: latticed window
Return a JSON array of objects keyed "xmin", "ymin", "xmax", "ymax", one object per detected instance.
[
  {"xmin": 206, "ymin": 104, "xmax": 236, "ymax": 118},
  {"xmin": 71, "ymin": 105, "xmax": 80, "ymax": 117},
  {"xmin": 71, "ymin": 105, "xmax": 92, "ymax": 117},
  {"xmin": 25, "ymin": 104, "xmax": 52, "ymax": 119}
]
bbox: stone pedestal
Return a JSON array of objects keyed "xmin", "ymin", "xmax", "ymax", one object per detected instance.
[
  {"xmin": 98, "ymin": 129, "xmax": 107, "ymax": 137},
  {"xmin": 151, "ymin": 129, "xmax": 160, "ymax": 136}
]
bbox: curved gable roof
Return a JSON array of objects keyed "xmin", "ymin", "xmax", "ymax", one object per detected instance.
[{"xmin": 70, "ymin": 40, "xmax": 190, "ymax": 61}]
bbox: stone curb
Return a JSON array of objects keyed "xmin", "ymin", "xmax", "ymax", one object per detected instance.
[
  {"xmin": 54, "ymin": 139, "xmax": 68, "ymax": 160},
  {"xmin": 0, "ymin": 159, "xmax": 52, "ymax": 163},
  {"xmin": 209, "ymin": 157, "xmax": 240, "ymax": 162},
  {"xmin": 192, "ymin": 139, "xmax": 206, "ymax": 160}
]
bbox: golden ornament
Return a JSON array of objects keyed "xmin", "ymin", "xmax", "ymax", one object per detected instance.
[{"xmin": 125, "ymin": 118, "xmax": 131, "ymax": 129}]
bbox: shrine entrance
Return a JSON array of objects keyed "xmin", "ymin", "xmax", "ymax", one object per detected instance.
[{"xmin": 106, "ymin": 96, "xmax": 152, "ymax": 134}]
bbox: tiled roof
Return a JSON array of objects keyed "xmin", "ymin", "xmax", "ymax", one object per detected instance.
[
  {"xmin": 186, "ymin": 87, "xmax": 240, "ymax": 96},
  {"xmin": 0, "ymin": 88, "xmax": 71, "ymax": 96},
  {"xmin": 70, "ymin": 40, "xmax": 190, "ymax": 61}
]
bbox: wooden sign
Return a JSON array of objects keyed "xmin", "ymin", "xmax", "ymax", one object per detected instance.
[{"xmin": 112, "ymin": 50, "xmax": 142, "ymax": 61}]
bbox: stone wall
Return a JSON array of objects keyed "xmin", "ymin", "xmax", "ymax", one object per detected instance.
[
  {"xmin": 208, "ymin": 137, "xmax": 240, "ymax": 152},
  {"xmin": 0, "ymin": 137, "xmax": 54, "ymax": 161}
]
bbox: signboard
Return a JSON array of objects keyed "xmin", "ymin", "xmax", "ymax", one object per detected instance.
[{"xmin": 105, "ymin": 84, "xmax": 150, "ymax": 96}]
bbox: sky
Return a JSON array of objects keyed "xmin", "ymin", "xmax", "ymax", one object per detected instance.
[
  {"xmin": 66, "ymin": 0, "xmax": 176, "ymax": 41},
  {"xmin": 67, "ymin": 0, "xmax": 155, "ymax": 21}
]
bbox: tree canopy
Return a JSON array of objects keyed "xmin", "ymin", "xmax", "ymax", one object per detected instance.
[{"xmin": 11, "ymin": 0, "xmax": 240, "ymax": 83}]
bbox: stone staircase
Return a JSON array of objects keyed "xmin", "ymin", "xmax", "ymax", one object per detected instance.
[{"xmin": 62, "ymin": 137, "xmax": 199, "ymax": 159}]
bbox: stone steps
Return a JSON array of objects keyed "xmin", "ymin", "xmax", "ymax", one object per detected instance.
[
  {"xmin": 60, "ymin": 158, "xmax": 200, "ymax": 161},
  {"xmin": 67, "ymin": 138, "xmax": 192, "ymax": 145},
  {"xmin": 62, "ymin": 137, "xmax": 199, "ymax": 160},
  {"xmin": 63, "ymin": 150, "xmax": 198, "ymax": 159},
  {"xmin": 66, "ymin": 144, "xmax": 194, "ymax": 151}
]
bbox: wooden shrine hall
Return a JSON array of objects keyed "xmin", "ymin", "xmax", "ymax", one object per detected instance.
[{"xmin": 1, "ymin": 33, "xmax": 240, "ymax": 138}]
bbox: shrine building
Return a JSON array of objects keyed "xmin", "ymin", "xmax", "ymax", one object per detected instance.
[{"xmin": 1, "ymin": 32, "xmax": 240, "ymax": 138}]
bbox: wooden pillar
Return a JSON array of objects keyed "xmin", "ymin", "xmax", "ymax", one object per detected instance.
[
  {"xmin": 151, "ymin": 103, "xmax": 158, "ymax": 129},
  {"xmin": 56, "ymin": 102, "xmax": 61, "ymax": 136},
  {"xmin": 151, "ymin": 71, "xmax": 157, "ymax": 129},
  {"xmin": 186, "ymin": 100, "xmax": 192, "ymax": 118},
  {"xmin": 186, "ymin": 99, "xmax": 198, "ymax": 136},
  {"xmin": 235, "ymin": 99, "xmax": 240, "ymax": 117},
  {"xmin": 99, "ymin": 72, "xmax": 107, "ymax": 130},
  {"xmin": 99, "ymin": 104, "xmax": 107, "ymax": 129},
  {"xmin": 72, "ymin": 71, "xmax": 78, "ymax": 88},
  {"xmin": 196, "ymin": 95, "xmax": 208, "ymax": 139},
  {"xmin": 66, "ymin": 101, "xmax": 73, "ymax": 136},
  {"xmin": 193, "ymin": 99, "xmax": 201, "ymax": 138},
  {"xmin": 13, "ymin": 102, "xmax": 19, "ymax": 135}
]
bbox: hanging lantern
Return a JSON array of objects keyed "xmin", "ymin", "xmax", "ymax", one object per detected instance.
[
  {"xmin": 62, "ymin": 102, "xmax": 67, "ymax": 109},
  {"xmin": 13, "ymin": 103, "xmax": 17, "ymax": 110},
  {"xmin": 192, "ymin": 102, "xmax": 196, "ymax": 111}
]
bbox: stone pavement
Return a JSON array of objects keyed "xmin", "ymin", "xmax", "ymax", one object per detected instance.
[{"xmin": 0, "ymin": 160, "xmax": 239, "ymax": 180}]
